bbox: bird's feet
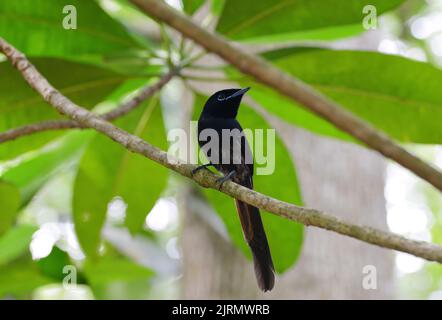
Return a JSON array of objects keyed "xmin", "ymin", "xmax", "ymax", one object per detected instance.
[
  {"xmin": 216, "ymin": 170, "xmax": 236, "ymax": 190},
  {"xmin": 191, "ymin": 163, "xmax": 213, "ymax": 176}
]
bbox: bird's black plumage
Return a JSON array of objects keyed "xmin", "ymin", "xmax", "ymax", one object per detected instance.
[{"xmin": 196, "ymin": 88, "xmax": 275, "ymax": 292}]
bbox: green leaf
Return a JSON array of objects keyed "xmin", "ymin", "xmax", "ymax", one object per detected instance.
[
  {"xmin": 0, "ymin": 181, "xmax": 20, "ymax": 235},
  {"xmin": 1, "ymin": 131, "xmax": 94, "ymax": 206},
  {"xmin": 83, "ymin": 256, "xmax": 154, "ymax": 287},
  {"xmin": 73, "ymin": 97, "xmax": 168, "ymax": 258},
  {"xmin": 243, "ymin": 82, "xmax": 352, "ymax": 142},
  {"xmin": 193, "ymin": 95, "xmax": 304, "ymax": 273},
  {"xmin": 0, "ymin": 0, "xmax": 140, "ymax": 58},
  {"xmin": 232, "ymin": 49, "xmax": 442, "ymax": 144},
  {"xmin": 0, "ymin": 262, "xmax": 53, "ymax": 298},
  {"xmin": 0, "ymin": 58, "xmax": 127, "ymax": 160},
  {"xmin": 36, "ymin": 246, "xmax": 71, "ymax": 281},
  {"xmin": 182, "ymin": 0, "xmax": 206, "ymax": 15},
  {"xmin": 216, "ymin": 0, "xmax": 405, "ymax": 42},
  {"xmin": 211, "ymin": 0, "xmax": 225, "ymax": 15},
  {"xmin": 0, "ymin": 224, "xmax": 37, "ymax": 266}
]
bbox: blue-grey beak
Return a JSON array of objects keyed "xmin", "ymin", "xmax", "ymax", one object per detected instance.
[{"xmin": 226, "ymin": 87, "xmax": 250, "ymax": 100}]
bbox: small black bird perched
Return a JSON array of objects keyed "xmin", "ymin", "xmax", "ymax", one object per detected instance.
[{"xmin": 194, "ymin": 88, "xmax": 275, "ymax": 291}]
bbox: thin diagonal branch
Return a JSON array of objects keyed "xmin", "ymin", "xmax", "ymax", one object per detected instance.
[
  {"xmin": 129, "ymin": 0, "xmax": 442, "ymax": 192},
  {"xmin": 2, "ymin": 37, "xmax": 442, "ymax": 264},
  {"xmin": 0, "ymin": 66, "xmax": 178, "ymax": 143}
]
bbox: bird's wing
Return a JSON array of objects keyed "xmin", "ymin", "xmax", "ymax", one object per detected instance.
[{"xmin": 227, "ymin": 120, "xmax": 254, "ymax": 173}]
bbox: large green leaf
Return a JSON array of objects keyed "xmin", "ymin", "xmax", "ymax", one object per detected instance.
[
  {"xmin": 232, "ymin": 49, "xmax": 442, "ymax": 144},
  {"xmin": 1, "ymin": 131, "xmax": 93, "ymax": 206},
  {"xmin": 0, "ymin": 58, "xmax": 127, "ymax": 160},
  {"xmin": 83, "ymin": 256, "xmax": 154, "ymax": 287},
  {"xmin": 182, "ymin": 0, "xmax": 206, "ymax": 15},
  {"xmin": 216, "ymin": 0, "xmax": 405, "ymax": 42},
  {"xmin": 73, "ymin": 97, "xmax": 168, "ymax": 258},
  {"xmin": 193, "ymin": 95, "xmax": 303, "ymax": 273},
  {"xmin": 36, "ymin": 246, "xmax": 71, "ymax": 281},
  {"xmin": 0, "ymin": 226, "xmax": 49, "ymax": 297},
  {"xmin": 0, "ymin": 224, "xmax": 36, "ymax": 266},
  {"xmin": 0, "ymin": 0, "xmax": 140, "ymax": 57},
  {"xmin": 0, "ymin": 262, "xmax": 53, "ymax": 298},
  {"xmin": 0, "ymin": 181, "xmax": 20, "ymax": 235}
]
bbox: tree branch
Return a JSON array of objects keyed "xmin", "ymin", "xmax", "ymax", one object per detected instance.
[
  {"xmin": 0, "ymin": 66, "xmax": 178, "ymax": 143},
  {"xmin": 2, "ymin": 37, "xmax": 442, "ymax": 264},
  {"xmin": 129, "ymin": 0, "xmax": 442, "ymax": 192}
]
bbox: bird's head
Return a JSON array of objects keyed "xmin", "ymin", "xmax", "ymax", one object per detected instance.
[{"xmin": 201, "ymin": 87, "xmax": 250, "ymax": 119}]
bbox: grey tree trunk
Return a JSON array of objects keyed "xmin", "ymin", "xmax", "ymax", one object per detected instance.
[{"xmin": 181, "ymin": 123, "xmax": 394, "ymax": 299}]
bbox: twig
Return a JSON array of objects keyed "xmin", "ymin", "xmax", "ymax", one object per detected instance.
[
  {"xmin": 0, "ymin": 67, "xmax": 178, "ymax": 143},
  {"xmin": 128, "ymin": 0, "xmax": 442, "ymax": 192},
  {"xmin": 180, "ymin": 74, "xmax": 245, "ymax": 82},
  {"xmin": 2, "ymin": 37, "xmax": 442, "ymax": 263},
  {"xmin": 180, "ymin": 50, "xmax": 207, "ymax": 68}
]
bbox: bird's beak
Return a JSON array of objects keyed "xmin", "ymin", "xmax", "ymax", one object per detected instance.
[{"xmin": 226, "ymin": 87, "xmax": 250, "ymax": 100}]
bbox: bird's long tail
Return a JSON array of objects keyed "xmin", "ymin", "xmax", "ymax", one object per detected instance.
[{"xmin": 235, "ymin": 199, "xmax": 275, "ymax": 291}]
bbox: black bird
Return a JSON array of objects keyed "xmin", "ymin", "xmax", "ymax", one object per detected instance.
[{"xmin": 194, "ymin": 88, "xmax": 275, "ymax": 291}]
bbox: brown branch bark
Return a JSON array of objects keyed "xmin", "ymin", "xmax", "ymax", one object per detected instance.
[
  {"xmin": 0, "ymin": 66, "xmax": 178, "ymax": 143},
  {"xmin": 129, "ymin": 0, "xmax": 442, "ymax": 192},
  {"xmin": 2, "ymin": 37, "xmax": 442, "ymax": 264}
]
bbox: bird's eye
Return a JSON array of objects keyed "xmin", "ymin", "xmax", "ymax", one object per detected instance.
[{"xmin": 217, "ymin": 93, "xmax": 226, "ymax": 101}]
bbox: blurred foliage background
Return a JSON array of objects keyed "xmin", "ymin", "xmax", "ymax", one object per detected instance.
[{"xmin": 0, "ymin": 0, "xmax": 441, "ymax": 299}]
